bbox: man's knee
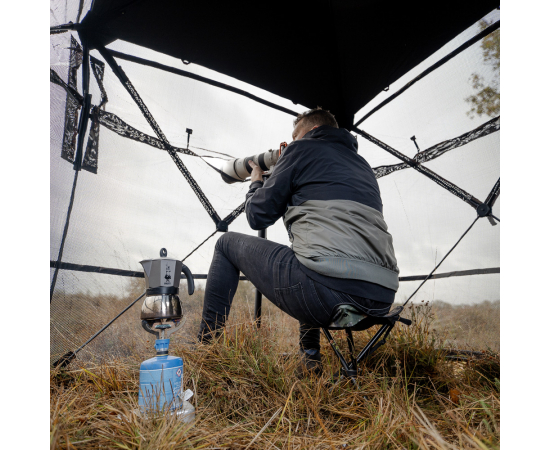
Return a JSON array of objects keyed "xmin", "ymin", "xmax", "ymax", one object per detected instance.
[{"xmin": 215, "ymin": 231, "xmax": 237, "ymax": 251}]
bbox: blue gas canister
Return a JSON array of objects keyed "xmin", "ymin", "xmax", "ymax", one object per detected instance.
[{"xmin": 138, "ymin": 339, "xmax": 183, "ymax": 413}]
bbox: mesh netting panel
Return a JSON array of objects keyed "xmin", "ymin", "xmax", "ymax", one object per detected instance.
[
  {"xmin": 50, "ymin": 269, "xmax": 146, "ymax": 364},
  {"xmin": 354, "ymin": 10, "xmax": 499, "ymax": 311},
  {"xmin": 52, "ymin": 127, "xmax": 224, "ymax": 270},
  {"xmin": 50, "ymin": 83, "xmax": 72, "ymax": 264},
  {"xmin": 355, "ymin": 9, "xmax": 500, "ymax": 135},
  {"xmin": 50, "ymin": 8, "xmax": 499, "ymax": 360},
  {"xmin": 50, "ymin": 0, "xmax": 93, "ymax": 27},
  {"xmin": 50, "ymin": 31, "xmax": 78, "ymax": 271}
]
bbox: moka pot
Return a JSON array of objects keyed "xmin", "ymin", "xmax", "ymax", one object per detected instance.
[{"xmin": 140, "ymin": 248, "xmax": 194, "ymax": 324}]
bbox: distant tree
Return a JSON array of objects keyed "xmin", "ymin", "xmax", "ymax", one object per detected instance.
[{"xmin": 465, "ymin": 19, "xmax": 500, "ymax": 118}]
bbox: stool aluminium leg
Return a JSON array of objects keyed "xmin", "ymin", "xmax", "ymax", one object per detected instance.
[{"xmin": 322, "ymin": 328, "xmax": 358, "ymax": 387}]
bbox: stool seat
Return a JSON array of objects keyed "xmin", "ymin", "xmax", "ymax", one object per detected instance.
[{"xmin": 327, "ymin": 305, "xmax": 407, "ymax": 331}]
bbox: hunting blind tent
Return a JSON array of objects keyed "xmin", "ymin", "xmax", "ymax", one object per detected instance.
[{"xmin": 50, "ymin": 1, "xmax": 500, "ymax": 364}]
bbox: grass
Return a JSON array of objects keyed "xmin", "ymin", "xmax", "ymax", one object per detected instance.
[{"xmin": 51, "ymin": 280, "xmax": 500, "ymax": 449}]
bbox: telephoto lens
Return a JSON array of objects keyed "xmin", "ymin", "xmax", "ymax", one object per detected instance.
[{"xmin": 220, "ymin": 145, "xmax": 286, "ymax": 184}]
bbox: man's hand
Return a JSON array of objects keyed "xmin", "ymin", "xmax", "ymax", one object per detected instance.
[{"xmin": 248, "ymin": 161, "xmax": 267, "ymax": 183}]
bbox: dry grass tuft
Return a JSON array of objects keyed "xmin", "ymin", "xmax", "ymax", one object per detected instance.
[
  {"xmin": 50, "ymin": 282, "xmax": 500, "ymax": 450},
  {"xmin": 51, "ymin": 284, "xmax": 499, "ymax": 450}
]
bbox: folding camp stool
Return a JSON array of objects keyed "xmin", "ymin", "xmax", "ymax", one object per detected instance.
[{"xmin": 321, "ymin": 305, "xmax": 412, "ymax": 387}]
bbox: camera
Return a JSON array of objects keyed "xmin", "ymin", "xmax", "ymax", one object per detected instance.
[{"xmin": 220, "ymin": 143, "xmax": 287, "ymax": 184}]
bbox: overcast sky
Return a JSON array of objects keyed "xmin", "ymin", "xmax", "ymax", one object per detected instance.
[{"xmin": 51, "ymin": 8, "xmax": 500, "ymax": 305}]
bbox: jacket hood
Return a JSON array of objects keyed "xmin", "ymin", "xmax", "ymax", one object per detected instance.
[{"xmin": 302, "ymin": 125, "xmax": 358, "ymax": 153}]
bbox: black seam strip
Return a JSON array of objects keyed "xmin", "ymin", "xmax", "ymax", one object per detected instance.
[
  {"xmin": 96, "ymin": 45, "xmax": 222, "ymax": 225},
  {"xmin": 50, "ymin": 23, "xmax": 78, "ymax": 34},
  {"xmin": 372, "ymin": 116, "xmax": 500, "ymax": 179},
  {"xmin": 223, "ymin": 202, "xmax": 246, "ymax": 226},
  {"xmin": 354, "ymin": 20, "xmax": 500, "ymax": 127},
  {"xmin": 107, "ymin": 49, "xmax": 300, "ymax": 118},
  {"xmin": 72, "ymin": 37, "xmax": 91, "ymax": 171},
  {"xmin": 50, "ymin": 260, "xmax": 498, "ymax": 282},
  {"xmin": 60, "ymin": 36, "xmax": 83, "ymax": 164},
  {"xmin": 485, "ymin": 177, "xmax": 500, "ymax": 207},
  {"xmin": 50, "ymin": 77, "xmax": 231, "ymax": 163},
  {"xmin": 399, "ymin": 267, "xmax": 499, "ymax": 282},
  {"xmin": 90, "ymin": 56, "xmax": 108, "ymax": 108},
  {"xmin": 81, "ymin": 57, "xmax": 107, "ymax": 174},
  {"xmin": 353, "ymin": 126, "xmax": 482, "ymax": 209},
  {"xmin": 97, "ymin": 110, "xmax": 197, "ymax": 155},
  {"xmin": 96, "ymin": 109, "xmax": 241, "ymax": 180},
  {"xmin": 50, "ymin": 69, "xmax": 84, "ymax": 104}
]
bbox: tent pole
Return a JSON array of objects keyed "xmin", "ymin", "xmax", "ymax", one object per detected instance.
[
  {"xmin": 50, "ymin": 171, "xmax": 79, "ymax": 302},
  {"xmin": 254, "ymin": 228, "xmax": 266, "ymax": 328}
]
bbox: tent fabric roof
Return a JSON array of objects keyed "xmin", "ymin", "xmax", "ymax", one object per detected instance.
[{"xmin": 80, "ymin": 0, "xmax": 499, "ymax": 129}]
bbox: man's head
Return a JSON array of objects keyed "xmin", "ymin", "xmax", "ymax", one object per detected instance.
[{"xmin": 292, "ymin": 107, "xmax": 338, "ymax": 141}]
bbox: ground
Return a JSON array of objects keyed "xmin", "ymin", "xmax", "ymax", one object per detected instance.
[{"xmin": 50, "ymin": 281, "xmax": 500, "ymax": 449}]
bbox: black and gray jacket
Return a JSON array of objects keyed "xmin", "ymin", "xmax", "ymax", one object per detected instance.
[{"xmin": 245, "ymin": 125, "xmax": 399, "ymax": 291}]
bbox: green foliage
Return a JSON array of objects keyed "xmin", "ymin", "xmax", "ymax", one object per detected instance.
[{"xmin": 465, "ymin": 19, "xmax": 500, "ymax": 118}]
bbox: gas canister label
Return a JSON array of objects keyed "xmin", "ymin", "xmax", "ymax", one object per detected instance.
[{"xmin": 138, "ymin": 364, "xmax": 183, "ymax": 411}]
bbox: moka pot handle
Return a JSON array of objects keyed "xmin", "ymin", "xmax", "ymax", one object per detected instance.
[{"xmin": 181, "ymin": 264, "xmax": 195, "ymax": 295}]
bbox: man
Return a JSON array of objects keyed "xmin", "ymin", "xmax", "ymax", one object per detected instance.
[{"xmin": 198, "ymin": 107, "xmax": 399, "ymax": 375}]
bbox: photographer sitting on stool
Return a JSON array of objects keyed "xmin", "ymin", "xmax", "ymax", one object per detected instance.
[{"xmin": 197, "ymin": 107, "xmax": 399, "ymax": 376}]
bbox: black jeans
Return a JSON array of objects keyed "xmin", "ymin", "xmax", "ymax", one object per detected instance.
[{"xmin": 198, "ymin": 232, "xmax": 392, "ymax": 350}]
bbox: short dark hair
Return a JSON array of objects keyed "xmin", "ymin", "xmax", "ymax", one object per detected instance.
[{"xmin": 293, "ymin": 107, "xmax": 338, "ymax": 129}]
